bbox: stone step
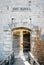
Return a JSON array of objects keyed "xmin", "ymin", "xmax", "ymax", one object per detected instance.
[{"xmin": 13, "ymin": 58, "xmax": 25, "ymax": 65}]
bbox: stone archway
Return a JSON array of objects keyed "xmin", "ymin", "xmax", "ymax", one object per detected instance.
[{"xmin": 11, "ymin": 27, "xmax": 31, "ymax": 57}]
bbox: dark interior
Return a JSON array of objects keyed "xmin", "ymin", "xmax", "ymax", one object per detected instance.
[
  {"xmin": 23, "ymin": 33, "xmax": 30, "ymax": 52},
  {"xmin": 12, "ymin": 34, "xmax": 20, "ymax": 56}
]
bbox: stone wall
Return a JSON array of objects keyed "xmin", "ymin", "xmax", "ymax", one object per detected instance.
[
  {"xmin": 33, "ymin": 40, "xmax": 44, "ymax": 65},
  {"xmin": 32, "ymin": 28, "xmax": 44, "ymax": 65}
]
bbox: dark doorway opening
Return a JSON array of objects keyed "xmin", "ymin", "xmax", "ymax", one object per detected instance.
[
  {"xmin": 12, "ymin": 34, "xmax": 20, "ymax": 56},
  {"xmin": 23, "ymin": 32, "xmax": 30, "ymax": 52}
]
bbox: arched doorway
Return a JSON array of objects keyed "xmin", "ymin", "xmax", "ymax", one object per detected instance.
[{"xmin": 11, "ymin": 27, "xmax": 31, "ymax": 57}]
